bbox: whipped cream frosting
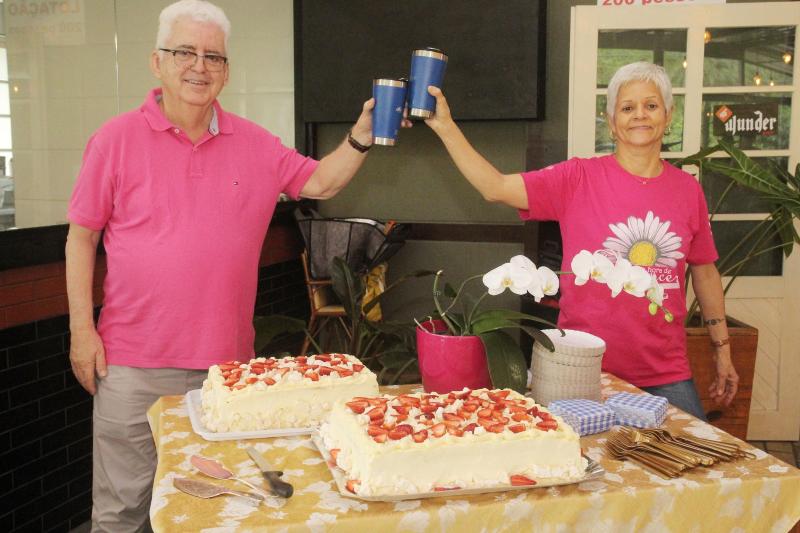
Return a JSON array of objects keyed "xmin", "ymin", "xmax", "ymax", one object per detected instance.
[
  {"xmin": 320, "ymin": 388, "xmax": 586, "ymax": 496},
  {"xmin": 201, "ymin": 353, "xmax": 379, "ymax": 432}
]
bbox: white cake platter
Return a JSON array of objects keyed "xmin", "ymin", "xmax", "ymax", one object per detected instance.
[
  {"xmin": 311, "ymin": 431, "xmax": 605, "ymax": 502},
  {"xmin": 185, "ymin": 389, "xmax": 315, "ymax": 441}
]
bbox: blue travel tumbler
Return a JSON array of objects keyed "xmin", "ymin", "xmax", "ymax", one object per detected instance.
[
  {"xmin": 372, "ymin": 78, "xmax": 407, "ymax": 146},
  {"xmin": 407, "ymin": 48, "xmax": 448, "ymax": 119}
]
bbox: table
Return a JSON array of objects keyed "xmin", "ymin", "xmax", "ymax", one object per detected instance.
[{"xmin": 148, "ymin": 374, "xmax": 800, "ymax": 532}]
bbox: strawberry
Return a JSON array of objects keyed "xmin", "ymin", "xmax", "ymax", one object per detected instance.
[
  {"xmin": 391, "ymin": 405, "xmax": 408, "ymax": 415},
  {"xmin": 488, "ymin": 390, "xmax": 511, "ymax": 401},
  {"xmin": 507, "ymin": 405, "xmax": 527, "ymax": 414},
  {"xmin": 388, "ymin": 428, "xmax": 409, "ymax": 440},
  {"xmin": 431, "ymin": 423, "xmax": 447, "ymax": 438},
  {"xmin": 463, "ymin": 423, "xmax": 478, "ymax": 433},
  {"xmin": 420, "ymin": 404, "xmax": 439, "ymax": 414},
  {"xmin": 395, "ymin": 424, "xmax": 414, "ymax": 435},
  {"xmin": 395, "ymin": 413, "xmax": 409, "ymax": 422},
  {"xmin": 446, "ymin": 426, "xmax": 464, "ymax": 437},
  {"xmin": 367, "ymin": 398, "xmax": 387, "ymax": 406},
  {"xmin": 329, "ymin": 448, "xmax": 340, "ymax": 466},
  {"xmin": 477, "ymin": 408, "xmax": 493, "ymax": 419},
  {"xmin": 508, "ymin": 424, "xmax": 526, "ymax": 433},
  {"xmin": 412, "ymin": 430, "xmax": 428, "ymax": 443},
  {"xmin": 346, "ymin": 479, "xmax": 360, "ymax": 493},
  {"xmin": 536, "ymin": 419, "xmax": 558, "ymax": 431},
  {"xmin": 382, "ymin": 420, "xmax": 396, "ymax": 430},
  {"xmin": 511, "ymin": 412, "xmax": 531, "ymax": 422},
  {"xmin": 454, "ymin": 389, "xmax": 472, "ymax": 400},
  {"xmin": 262, "ymin": 377, "xmax": 276, "ymax": 385},
  {"xmin": 442, "ymin": 419, "xmax": 461, "ymax": 429},
  {"xmin": 510, "ymin": 475, "xmax": 537, "ymax": 486},
  {"xmin": 306, "ymin": 371, "xmax": 320, "ymax": 382},
  {"xmin": 487, "ymin": 423, "xmax": 505, "ymax": 433},
  {"xmin": 372, "ymin": 433, "xmax": 388, "ymax": 443},
  {"xmin": 246, "ymin": 377, "xmax": 258, "ymax": 384},
  {"xmin": 296, "ymin": 356, "xmax": 307, "ymax": 364},
  {"xmin": 352, "ymin": 364, "xmax": 364, "ymax": 372},
  {"xmin": 275, "ymin": 367, "xmax": 290, "ymax": 376},
  {"xmin": 250, "ymin": 366, "xmax": 265, "ymax": 375},
  {"xmin": 346, "ymin": 400, "xmax": 369, "ymax": 414},
  {"xmin": 457, "ymin": 408, "xmax": 472, "ymax": 420},
  {"xmin": 315, "ymin": 354, "xmax": 332, "ymax": 362},
  {"xmin": 527, "ymin": 407, "xmax": 541, "ymax": 417},
  {"xmin": 367, "ymin": 426, "xmax": 388, "ymax": 437},
  {"xmin": 461, "ymin": 403, "xmax": 479, "ymax": 413},
  {"xmin": 443, "ymin": 413, "xmax": 463, "ymax": 422},
  {"xmin": 318, "ymin": 366, "xmax": 334, "ymax": 376},
  {"xmin": 218, "ymin": 363, "xmax": 240, "ymax": 371},
  {"xmin": 223, "ymin": 377, "xmax": 239, "ymax": 387},
  {"xmin": 366, "ymin": 406, "xmax": 386, "ymax": 421},
  {"xmin": 232, "ymin": 384, "xmax": 246, "ymax": 390}
]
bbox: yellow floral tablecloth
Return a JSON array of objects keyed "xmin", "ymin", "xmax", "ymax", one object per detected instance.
[{"xmin": 148, "ymin": 374, "xmax": 800, "ymax": 532}]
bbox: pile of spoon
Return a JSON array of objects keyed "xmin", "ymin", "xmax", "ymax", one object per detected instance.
[{"xmin": 606, "ymin": 426, "xmax": 756, "ymax": 478}]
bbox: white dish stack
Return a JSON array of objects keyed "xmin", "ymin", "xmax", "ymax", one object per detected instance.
[{"xmin": 529, "ymin": 329, "xmax": 606, "ymax": 407}]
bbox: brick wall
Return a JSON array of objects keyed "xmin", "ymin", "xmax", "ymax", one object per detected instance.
[{"xmin": 0, "ymin": 222, "xmax": 308, "ymax": 532}]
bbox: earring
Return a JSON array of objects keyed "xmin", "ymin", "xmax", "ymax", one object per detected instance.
[
  {"xmin": 610, "ymin": 130, "xmax": 616, "ymax": 142},
  {"xmin": 664, "ymin": 125, "xmax": 672, "ymax": 136}
]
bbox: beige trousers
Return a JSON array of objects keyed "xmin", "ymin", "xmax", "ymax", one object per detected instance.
[{"xmin": 91, "ymin": 365, "xmax": 206, "ymax": 533}]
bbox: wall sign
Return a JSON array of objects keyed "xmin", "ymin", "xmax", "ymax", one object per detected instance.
[
  {"xmin": 713, "ymin": 104, "xmax": 779, "ymax": 137},
  {"xmin": 597, "ymin": 0, "xmax": 725, "ymax": 6}
]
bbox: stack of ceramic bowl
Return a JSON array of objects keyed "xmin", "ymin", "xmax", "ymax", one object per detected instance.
[{"xmin": 530, "ymin": 329, "xmax": 606, "ymax": 406}]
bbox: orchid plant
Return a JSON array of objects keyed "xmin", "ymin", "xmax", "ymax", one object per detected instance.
[{"xmin": 421, "ymin": 250, "xmax": 671, "ymax": 392}]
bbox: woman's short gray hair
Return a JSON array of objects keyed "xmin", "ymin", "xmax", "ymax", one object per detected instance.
[
  {"xmin": 156, "ymin": 0, "xmax": 231, "ymax": 51},
  {"xmin": 606, "ymin": 62, "xmax": 673, "ymax": 121}
]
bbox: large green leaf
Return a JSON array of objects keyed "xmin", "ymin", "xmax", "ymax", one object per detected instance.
[
  {"xmin": 477, "ymin": 330, "xmax": 528, "ymax": 393},
  {"xmin": 707, "ymin": 139, "xmax": 787, "ymax": 195},
  {"xmin": 330, "ymin": 256, "xmax": 363, "ymax": 322},
  {"xmin": 252, "ymin": 314, "xmax": 307, "ymax": 353},
  {"xmin": 471, "ymin": 309, "xmax": 558, "ymax": 331}
]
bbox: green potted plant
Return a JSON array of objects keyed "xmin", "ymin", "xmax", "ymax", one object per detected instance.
[
  {"xmin": 416, "ymin": 253, "xmax": 671, "ymax": 394},
  {"xmin": 677, "ymin": 139, "xmax": 799, "ymax": 438}
]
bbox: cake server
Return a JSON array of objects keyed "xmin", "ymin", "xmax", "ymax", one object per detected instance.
[
  {"xmin": 246, "ymin": 447, "xmax": 294, "ymax": 498},
  {"xmin": 190, "ymin": 455, "xmax": 271, "ymax": 499},
  {"xmin": 173, "ymin": 476, "xmax": 264, "ymax": 503}
]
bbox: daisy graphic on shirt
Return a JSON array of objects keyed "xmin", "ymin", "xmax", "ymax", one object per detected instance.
[{"xmin": 603, "ymin": 211, "xmax": 684, "ymax": 268}]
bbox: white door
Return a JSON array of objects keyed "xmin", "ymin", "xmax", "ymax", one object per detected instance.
[{"xmin": 569, "ymin": 3, "xmax": 800, "ymax": 440}]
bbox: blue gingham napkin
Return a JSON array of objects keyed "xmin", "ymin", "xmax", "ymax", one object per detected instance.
[
  {"xmin": 605, "ymin": 392, "xmax": 668, "ymax": 428},
  {"xmin": 548, "ymin": 399, "xmax": 616, "ymax": 436}
]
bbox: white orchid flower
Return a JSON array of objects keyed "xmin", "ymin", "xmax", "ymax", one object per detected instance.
[
  {"xmin": 624, "ymin": 265, "xmax": 653, "ymax": 298},
  {"xmin": 646, "ymin": 275, "xmax": 665, "ymax": 306},
  {"xmin": 570, "ymin": 250, "xmax": 593, "ymax": 286},
  {"xmin": 539, "ymin": 266, "xmax": 559, "ymax": 296},
  {"xmin": 509, "ymin": 255, "xmax": 549, "ymax": 301},
  {"xmin": 482, "ymin": 261, "xmax": 533, "ymax": 295},
  {"xmin": 605, "ymin": 258, "xmax": 631, "ymax": 297},
  {"xmin": 571, "ymin": 250, "xmax": 614, "ymax": 286}
]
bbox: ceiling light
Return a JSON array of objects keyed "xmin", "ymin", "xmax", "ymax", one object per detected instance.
[
  {"xmin": 753, "ymin": 72, "xmax": 762, "ymax": 86},
  {"xmin": 783, "ymin": 51, "xmax": 793, "ymax": 64},
  {"xmin": 704, "ymin": 30, "xmax": 712, "ymax": 44}
]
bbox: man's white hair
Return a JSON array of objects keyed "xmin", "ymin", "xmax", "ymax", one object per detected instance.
[
  {"xmin": 606, "ymin": 62, "xmax": 673, "ymax": 121},
  {"xmin": 155, "ymin": 0, "xmax": 231, "ymax": 51}
]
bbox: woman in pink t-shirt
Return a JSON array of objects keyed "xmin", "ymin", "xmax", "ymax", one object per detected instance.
[{"xmin": 424, "ymin": 62, "xmax": 738, "ymax": 420}]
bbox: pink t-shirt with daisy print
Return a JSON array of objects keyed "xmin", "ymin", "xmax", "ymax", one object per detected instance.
[{"xmin": 519, "ymin": 155, "xmax": 718, "ymax": 387}]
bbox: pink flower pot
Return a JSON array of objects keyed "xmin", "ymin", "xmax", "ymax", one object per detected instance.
[{"xmin": 416, "ymin": 319, "xmax": 492, "ymax": 393}]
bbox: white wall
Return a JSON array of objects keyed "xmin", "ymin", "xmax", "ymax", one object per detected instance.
[{"xmin": 5, "ymin": 0, "xmax": 295, "ymax": 229}]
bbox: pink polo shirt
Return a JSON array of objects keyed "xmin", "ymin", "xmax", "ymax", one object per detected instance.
[{"xmin": 67, "ymin": 88, "xmax": 318, "ymax": 369}]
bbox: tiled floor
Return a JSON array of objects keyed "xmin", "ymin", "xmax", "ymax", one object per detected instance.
[{"xmin": 747, "ymin": 440, "xmax": 800, "ymax": 467}]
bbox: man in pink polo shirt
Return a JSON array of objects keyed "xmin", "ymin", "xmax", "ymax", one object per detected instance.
[{"xmin": 64, "ymin": 1, "xmax": 388, "ymax": 530}]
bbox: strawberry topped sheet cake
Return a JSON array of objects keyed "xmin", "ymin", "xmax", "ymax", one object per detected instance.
[
  {"xmin": 201, "ymin": 353, "xmax": 379, "ymax": 432},
  {"xmin": 319, "ymin": 388, "xmax": 587, "ymax": 496}
]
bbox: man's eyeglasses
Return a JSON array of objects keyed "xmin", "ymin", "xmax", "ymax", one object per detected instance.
[{"xmin": 159, "ymin": 48, "xmax": 228, "ymax": 71}]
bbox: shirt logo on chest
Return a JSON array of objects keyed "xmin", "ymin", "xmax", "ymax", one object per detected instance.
[{"xmin": 603, "ymin": 210, "xmax": 684, "ymax": 269}]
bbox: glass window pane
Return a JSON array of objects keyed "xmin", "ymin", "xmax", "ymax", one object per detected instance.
[
  {"xmin": 0, "ymin": 150, "xmax": 12, "ymax": 177},
  {"xmin": 704, "ymin": 26, "xmax": 794, "ymax": 87},
  {"xmin": 0, "ymin": 48, "xmax": 7, "ymax": 82},
  {"xmin": 701, "ymin": 157, "xmax": 789, "ymax": 214},
  {"xmin": 597, "ymin": 29, "xmax": 687, "ymax": 88},
  {"xmin": 0, "ymin": 117, "xmax": 11, "ymax": 150},
  {"xmin": 701, "ymin": 93, "xmax": 791, "ymax": 150},
  {"xmin": 596, "ymin": 94, "xmax": 684, "ymax": 153},
  {"xmin": 0, "ymin": 83, "xmax": 9, "ymax": 115},
  {"xmin": 711, "ymin": 220, "xmax": 783, "ymax": 277}
]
